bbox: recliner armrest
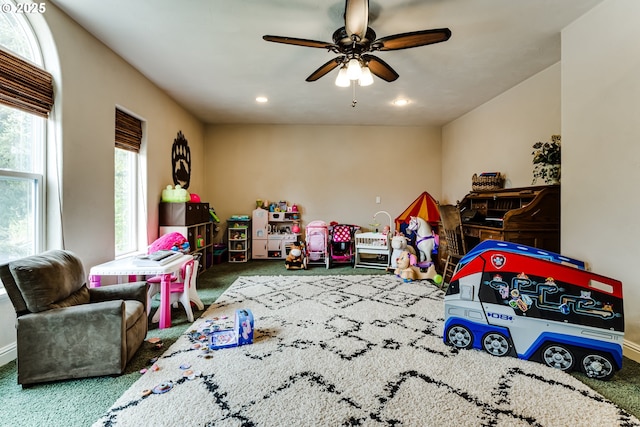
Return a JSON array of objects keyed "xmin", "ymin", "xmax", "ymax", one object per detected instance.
[{"xmin": 89, "ymin": 282, "xmax": 148, "ymax": 311}]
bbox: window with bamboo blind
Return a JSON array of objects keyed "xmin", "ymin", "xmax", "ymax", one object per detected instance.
[
  {"xmin": 0, "ymin": 48, "xmax": 54, "ymax": 118},
  {"xmin": 114, "ymin": 108, "xmax": 142, "ymax": 255},
  {"xmin": 0, "ymin": 16, "xmax": 49, "ymax": 275},
  {"xmin": 115, "ymin": 108, "xmax": 142, "ymax": 152}
]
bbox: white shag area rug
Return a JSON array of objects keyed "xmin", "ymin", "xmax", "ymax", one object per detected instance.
[{"xmin": 94, "ymin": 275, "xmax": 640, "ymax": 427}]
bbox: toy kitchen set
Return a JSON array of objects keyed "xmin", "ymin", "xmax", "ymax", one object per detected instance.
[{"xmin": 251, "ymin": 201, "xmax": 302, "ymax": 260}]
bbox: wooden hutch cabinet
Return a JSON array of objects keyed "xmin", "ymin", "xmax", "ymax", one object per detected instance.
[{"xmin": 458, "ymin": 185, "xmax": 560, "ymax": 252}]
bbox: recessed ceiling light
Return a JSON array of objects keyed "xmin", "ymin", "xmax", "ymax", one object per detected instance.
[
  {"xmin": 393, "ymin": 99, "xmax": 409, "ymax": 106},
  {"xmin": 256, "ymin": 96, "xmax": 268, "ymax": 103}
]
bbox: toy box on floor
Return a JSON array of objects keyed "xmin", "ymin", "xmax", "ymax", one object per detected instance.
[{"xmin": 209, "ymin": 309, "xmax": 254, "ymax": 350}]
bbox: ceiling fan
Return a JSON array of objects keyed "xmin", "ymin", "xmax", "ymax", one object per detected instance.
[{"xmin": 263, "ymin": 0, "xmax": 451, "ymax": 85}]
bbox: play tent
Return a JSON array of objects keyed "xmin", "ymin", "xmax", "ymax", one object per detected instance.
[{"xmin": 394, "ymin": 191, "xmax": 440, "ymax": 230}]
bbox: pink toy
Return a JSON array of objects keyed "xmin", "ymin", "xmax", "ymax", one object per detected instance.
[
  {"xmin": 393, "ymin": 250, "xmax": 438, "ymax": 282},
  {"xmin": 190, "ymin": 193, "xmax": 201, "ymax": 203},
  {"xmin": 148, "ymin": 232, "xmax": 190, "ymax": 254}
]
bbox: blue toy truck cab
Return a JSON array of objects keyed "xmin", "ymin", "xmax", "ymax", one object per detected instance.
[{"xmin": 443, "ymin": 240, "xmax": 624, "ymax": 380}]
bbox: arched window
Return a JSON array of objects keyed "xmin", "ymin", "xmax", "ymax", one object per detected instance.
[{"xmin": 0, "ymin": 3, "xmax": 50, "ymax": 266}]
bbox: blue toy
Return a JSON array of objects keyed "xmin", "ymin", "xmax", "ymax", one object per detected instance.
[
  {"xmin": 443, "ymin": 240, "xmax": 623, "ymax": 380},
  {"xmin": 209, "ymin": 309, "xmax": 254, "ymax": 350}
]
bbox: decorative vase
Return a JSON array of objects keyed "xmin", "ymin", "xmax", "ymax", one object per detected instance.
[{"xmin": 533, "ymin": 164, "xmax": 561, "ymax": 185}]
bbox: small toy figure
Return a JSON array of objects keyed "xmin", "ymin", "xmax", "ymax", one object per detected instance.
[
  {"xmin": 285, "ymin": 243, "xmax": 307, "ymax": 270},
  {"xmin": 394, "ymin": 250, "xmax": 439, "ymax": 282}
]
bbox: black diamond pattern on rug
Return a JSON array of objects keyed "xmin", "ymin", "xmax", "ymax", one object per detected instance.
[{"xmin": 93, "ymin": 275, "xmax": 640, "ymax": 427}]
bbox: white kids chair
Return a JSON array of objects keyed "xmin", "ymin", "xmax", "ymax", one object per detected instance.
[{"xmin": 147, "ymin": 258, "xmax": 204, "ymax": 323}]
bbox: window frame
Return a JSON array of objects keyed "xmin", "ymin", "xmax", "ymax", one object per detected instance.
[
  {"xmin": 0, "ymin": 6, "xmax": 48, "ymax": 293},
  {"xmin": 114, "ymin": 146, "xmax": 139, "ymax": 257},
  {"xmin": 0, "ymin": 169, "xmax": 44, "ymax": 256}
]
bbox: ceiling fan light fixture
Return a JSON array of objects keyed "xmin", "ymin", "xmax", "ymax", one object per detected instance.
[
  {"xmin": 335, "ymin": 66, "xmax": 350, "ymax": 87},
  {"xmin": 346, "ymin": 58, "xmax": 362, "ymax": 80},
  {"xmin": 358, "ymin": 66, "xmax": 374, "ymax": 86}
]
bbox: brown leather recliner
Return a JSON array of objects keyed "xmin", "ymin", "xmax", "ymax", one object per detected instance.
[{"xmin": 0, "ymin": 250, "xmax": 148, "ymax": 386}]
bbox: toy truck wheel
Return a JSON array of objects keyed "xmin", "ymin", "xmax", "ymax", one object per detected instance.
[
  {"xmin": 482, "ymin": 332, "xmax": 511, "ymax": 357},
  {"xmin": 541, "ymin": 344, "xmax": 575, "ymax": 371},
  {"xmin": 581, "ymin": 353, "xmax": 615, "ymax": 380},
  {"xmin": 446, "ymin": 325, "xmax": 473, "ymax": 349}
]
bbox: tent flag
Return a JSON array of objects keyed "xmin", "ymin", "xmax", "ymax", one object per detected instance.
[{"xmin": 394, "ymin": 191, "xmax": 440, "ymax": 230}]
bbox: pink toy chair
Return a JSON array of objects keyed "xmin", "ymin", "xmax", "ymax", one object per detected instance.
[{"xmin": 147, "ymin": 258, "xmax": 204, "ymax": 323}]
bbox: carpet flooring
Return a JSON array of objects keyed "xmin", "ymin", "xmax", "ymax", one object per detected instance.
[
  {"xmin": 93, "ymin": 275, "xmax": 639, "ymax": 427},
  {"xmin": 1, "ymin": 260, "xmax": 639, "ymax": 426}
]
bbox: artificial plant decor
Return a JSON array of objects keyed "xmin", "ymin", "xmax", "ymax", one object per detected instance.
[{"xmin": 532, "ymin": 134, "xmax": 561, "ymax": 185}]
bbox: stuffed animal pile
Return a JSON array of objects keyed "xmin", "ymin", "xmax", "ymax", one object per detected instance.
[{"xmin": 389, "ymin": 232, "xmax": 416, "ymax": 269}]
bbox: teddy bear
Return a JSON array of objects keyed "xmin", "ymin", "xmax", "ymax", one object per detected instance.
[
  {"xmin": 394, "ymin": 250, "xmax": 439, "ymax": 282},
  {"xmin": 285, "ymin": 243, "xmax": 306, "ymax": 270}
]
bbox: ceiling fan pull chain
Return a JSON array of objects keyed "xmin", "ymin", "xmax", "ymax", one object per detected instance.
[{"xmin": 352, "ymin": 81, "xmax": 357, "ymax": 108}]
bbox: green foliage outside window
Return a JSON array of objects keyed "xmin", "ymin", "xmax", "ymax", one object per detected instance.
[{"xmin": 0, "ymin": 105, "xmax": 40, "ymax": 263}]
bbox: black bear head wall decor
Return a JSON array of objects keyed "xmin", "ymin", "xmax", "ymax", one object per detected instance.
[{"xmin": 171, "ymin": 131, "xmax": 191, "ymax": 189}]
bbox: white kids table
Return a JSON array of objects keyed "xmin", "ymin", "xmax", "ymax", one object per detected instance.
[{"xmin": 89, "ymin": 253, "xmax": 193, "ymax": 329}]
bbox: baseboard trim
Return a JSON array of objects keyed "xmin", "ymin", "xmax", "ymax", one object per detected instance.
[
  {"xmin": 624, "ymin": 339, "xmax": 640, "ymax": 364},
  {"xmin": 0, "ymin": 341, "xmax": 17, "ymax": 367}
]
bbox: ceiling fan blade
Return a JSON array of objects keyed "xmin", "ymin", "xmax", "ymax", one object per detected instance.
[
  {"xmin": 263, "ymin": 35, "xmax": 336, "ymax": 50},
  {"xmin": 306, "ymin": 56, "xmax": 345, "ymax": 82},
  {"xmin": 373, "ymin": 28, "xmax": 451, "ymax": 51},
  {"xmin": 362, "ymin": 54, "xmax": 399, "ymax": 82},
  {"xmin": 344, "ymin": 0, "xmax": 368, "ymax": 40}
]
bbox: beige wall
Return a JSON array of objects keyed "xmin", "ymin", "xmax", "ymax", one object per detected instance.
[
  {"xmin": 441, "ymin": 0, "xmax": 640, "ymax": 359},
  {"xmin": 203, "ymin": 124, "xmax": 442, "ymax": 238},
  {"xmin": 41, "ymin": 1, "xmax": 205, "ymax": 269},
  {"xmin": 562, "ymin": 0, "xmax": 640, "ymax": 355},
  {"xmin": 1, "ymin": 2, "xmax": 206, "ymax": 362},
  {"xmin": 441, "ymin": 63, "xmax": 561, "ymax": 204}
]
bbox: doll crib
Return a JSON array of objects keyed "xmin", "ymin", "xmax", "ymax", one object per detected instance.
[{"xmin": 354, "ymin": 211, "xmax": 393, "ymax": 270}]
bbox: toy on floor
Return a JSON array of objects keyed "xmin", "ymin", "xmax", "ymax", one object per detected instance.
[
  {"xmin": 443, "ymin": 240, "xmax": 624, "ymax": 380},
  {"xmin": 389, "ymin": 232, "xmax": 416, "ymax": 270},
  {"xmin": 209, "ymin": 309, "xmax": 254, "ymax": 350},
  {"xmin": 406, "ymin": 216, "xmax": 438, "ymax": 266},
  {"xmin": 328, "ymin": 223, "xmax": 360, "ymax": 267},
  {"xmin": 394, "ymin": 250, "xmax": 440, "ymax": 282},
  {"xmin": 306, "ymin": 220, "xmax": 329, "ymax": 268},
  {"xmin": 285, "ymin": 242, "xmax": 307, "ymax": 270}
]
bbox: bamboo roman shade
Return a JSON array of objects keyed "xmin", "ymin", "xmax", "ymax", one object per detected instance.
[
  {"xmin": 0, "ymin": 48, "xmax": 54, "ymax": 118},
  {"xmin": 115, "ymin": 108, "xmax": 142, "ymax": 153}
]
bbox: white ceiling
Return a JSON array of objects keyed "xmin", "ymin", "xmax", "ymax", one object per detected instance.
[{"xmin": 49, "ymin": 0, "xmax": 602, "ymax": 127}]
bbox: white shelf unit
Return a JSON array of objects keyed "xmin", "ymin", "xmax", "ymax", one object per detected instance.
[
  {"xmin": 228, "ymin": 222, "xmax": 250, "ymax": 262},
  {"xmin": 159, "ymin": 222, "xmax": 214, "ymax": 274}
]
